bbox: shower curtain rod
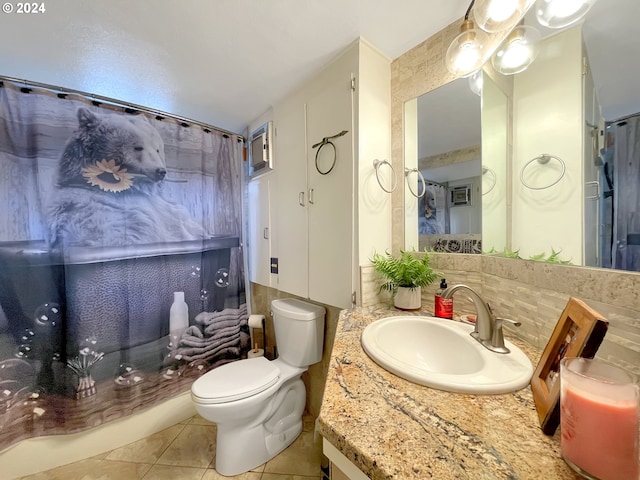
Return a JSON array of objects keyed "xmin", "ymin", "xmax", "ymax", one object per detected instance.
[
  {"xmin": 608, "ymin": 111, "xmax": 640, "ymax": 125},
  {"xmin": 424, "ymin": 178, "xmax": 448, "ymax": 188},
  {"xmin": 0, "ymin": 75, "xmax": 245, "ymax": 142}
]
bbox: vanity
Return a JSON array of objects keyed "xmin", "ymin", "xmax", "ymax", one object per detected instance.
[{"xmin": 317, "ymin": 305, "xmax": 582, "ymax": 480}]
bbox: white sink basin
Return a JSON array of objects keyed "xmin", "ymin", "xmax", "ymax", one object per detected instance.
[{"xmin": 361, "ymin": 316, "xmax": 533, "ymax": 394}]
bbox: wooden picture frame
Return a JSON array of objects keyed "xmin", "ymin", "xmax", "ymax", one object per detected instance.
[{"xmin": 530, "ymin": 297, "xmax": 608, "ymax": 435}]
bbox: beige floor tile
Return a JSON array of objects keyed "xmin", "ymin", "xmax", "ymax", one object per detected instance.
[
  {"xmin": 190, "ymin": 415, "xmax": 217, "ymax": 427},
  {"xmin": 89, "ymin": 451, "xmax": 111, "ymax": 461},
  {"xmin": 155, "ymin": 424, "xmax": 216, "ymax": 468},
  {"xmin": 18, "ymin": 459, "xmax": 103, "ymax": 480},
  {"xmin": 105, "ymin": 424, "xmax": 185, "ymax": 464},
  {"xmin": 201, "ymin": 469, "xmax": 262, "ymax": 480},
  {"xmin": 80, "ymin": 460, "xmax": 152, "ymax": 480},
  {"xmin": 140, "ymin": 464, "xmax": 206, "ymax": 480},
  {"xmin": 261, "ymin": 475, "xmax": 322, "ymax": 480},
  {"xmin": 262, "ymin": 430, "xmax": 322, "ymax": 477}
]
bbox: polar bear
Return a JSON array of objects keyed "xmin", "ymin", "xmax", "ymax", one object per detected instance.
[
  {"xmin": 56, "ymin": 108, "xmax": 168, "ymax": 189},
  {"xmin": 48, "ymin": 108, "xmax": 206, "ymax": 248}
]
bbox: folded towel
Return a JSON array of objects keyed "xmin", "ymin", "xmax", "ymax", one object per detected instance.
[
  {"xmin": 168, "ymin": 304, "xmax": 249, "ymax": 365},
  {"xmin": 195, "ymin": 304, "xmax": 248, "ymax": 328},
  {"xmin": 204, "ymin": 323, "xmax": 241, "ymax": 338},
  {"xmin": 175, "ymin": 334, "xmax": 241, "ymax": 362}
]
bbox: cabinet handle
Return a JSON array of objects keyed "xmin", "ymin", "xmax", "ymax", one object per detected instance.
[
  {"xmin": 298, "ymin": 191, "xmax": 305, "ymax": 206},
  {"xmin": 263, "ymin": 227, "xmax": 269, "ymax": 240},
  {"xmin": 308, "ymin": 188, "xmax": 315, "ymax": 205}
]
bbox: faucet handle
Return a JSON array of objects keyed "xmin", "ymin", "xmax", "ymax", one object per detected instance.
[{"xmin": 491, "ymin": 318, "xmax": 522, "ymax": 354}]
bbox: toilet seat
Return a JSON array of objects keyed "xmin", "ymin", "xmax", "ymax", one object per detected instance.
[{"xmin": 192, "ymin": 357, "xmax": 280, "ymax": 404}]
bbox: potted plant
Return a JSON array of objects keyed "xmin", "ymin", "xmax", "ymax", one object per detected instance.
[{"xmin": 370, "ymin": 249, "xmax": 440, "ymax": 310}]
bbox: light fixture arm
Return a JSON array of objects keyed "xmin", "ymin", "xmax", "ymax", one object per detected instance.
[{"xmin": 464, "ymin": 0, "xmax": 476, "ymax": 20}]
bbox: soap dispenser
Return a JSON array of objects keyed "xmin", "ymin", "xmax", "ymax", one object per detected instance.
[{"xmin": 434, "ymin": 278, "xmax": 453, "ymax": 319}]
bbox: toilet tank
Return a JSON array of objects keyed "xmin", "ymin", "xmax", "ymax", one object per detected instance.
[{"xmin": 271, "ymin": 298, "xmax": 325, "ymax": 367}]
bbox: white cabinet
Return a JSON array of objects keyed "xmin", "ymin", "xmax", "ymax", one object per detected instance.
[
  {"xmin": 305, "ymin": 77, "xmax": 354, "ymax": 308},
  {"xmin": 271, "ymin": 88, "xmax": 309, "ymax": 300},
  {"xmin": 249, "ymin": 38, "xmax": 391, "ymax": 310},
  {"xmin": 247, "ymin": 174, "xmax": 275, "ymax": 287},
  {"xmin": 273, "ymin": 44, "xmax": 356, "ymax": 309}
]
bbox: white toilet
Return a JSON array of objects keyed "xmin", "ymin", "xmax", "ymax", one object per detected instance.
[{"xmin": 191, "ymin": 298, "xmax": 325, "ymax": 476}]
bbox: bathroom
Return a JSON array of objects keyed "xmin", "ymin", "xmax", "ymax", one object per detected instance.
[{"xmin": 1, "ymin": 0, "xmax": 639, "ymax": 479}]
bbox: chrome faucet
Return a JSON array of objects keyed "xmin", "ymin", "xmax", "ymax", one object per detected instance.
[{"xmin": 440, "ymin": 284, "xmax": 520, "ymax": 354}]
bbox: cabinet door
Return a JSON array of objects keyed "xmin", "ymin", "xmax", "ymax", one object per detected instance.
[
  {"xmin": 247, "ymin": 175, "xmax": 273, "ymax": 287},
  {"xmin": 306, "ymin": 74, "xmax": 354, "ymax": 309},
  {"xmin": 273, "ymin": 96, "xmax": 309, "ymax": 298}
]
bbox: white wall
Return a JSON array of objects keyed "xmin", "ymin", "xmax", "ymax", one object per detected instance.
[
  {"xmin": 512, "ymin": 27, "xmax": 584, "ymax": 262},
  {"xmin": 356, "ymin": 40, "xmax": 392, "ymax": 267}
]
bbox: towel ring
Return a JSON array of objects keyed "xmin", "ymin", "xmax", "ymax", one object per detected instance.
[
  {"xmin": 404, "ymin": 167, "xmax": 426, "ymax": 198},
  {"xmin": 373, "ymin": 159, "xmax": 397, "ymax": 193},
  {"xmin": 312, "ymin": 130, "xmax": 348, "ymax": 175},
  {"xmin": 520, "ymin": 154, "xmax": 566, "ymax": 190},
  {"xmin": 482, "ymin": 165, "xmax": 496, "ymax": 195},
  {"xmin": 314, "ymin": 141, "xmax": 336, "ymax": 175}
]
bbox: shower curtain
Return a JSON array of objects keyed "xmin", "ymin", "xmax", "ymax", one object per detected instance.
[
  {"xmin": 611, "ymin": 115, "xmax": 640, "ymax": 271},
  {"xmin": 0, "ymin": 79, "xmax": 248, "ymax": 450},
  {"xmin": 418, "ymin": 182, "xmax": 448, "ymax": 234}
]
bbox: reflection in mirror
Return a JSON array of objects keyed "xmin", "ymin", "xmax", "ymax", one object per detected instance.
[
  {"xmin": 404, "ymin": 78, "xmax": 481, "ymax": 254},
  {"xmin": 481, "ymin": 72, "xmax": 508, "ymax": 254},
  {"xmin": 405, "ymin": 0, "xmax": 639, "ymax": 272},
  {"xmin": 507, "ymin": 0, "xmax": 639, "ymax": 270}
]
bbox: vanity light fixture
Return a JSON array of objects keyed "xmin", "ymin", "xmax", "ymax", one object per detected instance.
[
  {"xmin": 491, "ymin": 24, "xmax": 541, "ymax": 75},
  {"xmin": 535, "ymin": 0, "xmax": 598, "ymax": 29},
  {"xmin": 473, "ymin": 0, "xmax": 530, "ymax": 33},
  {"xmin": 445, "ymin": 1, "xmax": 490, "ymax": 77}
]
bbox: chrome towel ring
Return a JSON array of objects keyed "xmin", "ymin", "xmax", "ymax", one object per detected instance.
[
  {"xmin": 373, "ymin": 159, "xmax": 397, "ymax": 193},
  {"xmin": 482, "ymin": 165, "xmax": 496, "ymax": 195},
  {"xmin": 404, "ymin": 167, "xmax": 426, "ymax": 198},
  {"xmin": 520, "ymin": 154, "xmax": 566, "ymax": 190},
  {"xmin": 312, "ymin": 130, "xmax": 348, "ymax": 175}
]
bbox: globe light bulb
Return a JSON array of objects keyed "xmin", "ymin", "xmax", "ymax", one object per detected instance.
[
  {"xmin": 492, "ymin": 25, "xmax": 541, "ymax": 75},
  {"xmin": 474, "ymin": 0, "xmax": 529, "ymax": 33},
  {"xmin": 445, "ymin": 20, "xmax": 489, "ymax": 77},
  {"xmin": 536, "ymin": 0, "xmax": 598, "ymax": 29}
]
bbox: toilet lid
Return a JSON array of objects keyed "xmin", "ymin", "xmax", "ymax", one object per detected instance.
[{"xmin": 191, "ymin": 356, "xmax": 280, "ymax": 404}]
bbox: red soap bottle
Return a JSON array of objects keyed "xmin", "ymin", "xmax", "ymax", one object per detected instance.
[{"xmin": 434, "ymin": 278, "xmax": 453, "ymax": 319}]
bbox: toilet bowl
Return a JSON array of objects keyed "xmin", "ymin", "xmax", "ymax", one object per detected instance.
[{"xmin": 191, "ymin": 298, "xmax": 325, "ymax": 476}]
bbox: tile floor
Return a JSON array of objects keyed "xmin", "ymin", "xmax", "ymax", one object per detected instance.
[{"xmin": 18, "ymin": 414, "xmax": 323, "ymax": 480}]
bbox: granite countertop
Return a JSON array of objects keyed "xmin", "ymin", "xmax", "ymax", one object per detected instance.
[{"xmin": 317, "ymin": 305, "xmax": 582, "ymax": 480}]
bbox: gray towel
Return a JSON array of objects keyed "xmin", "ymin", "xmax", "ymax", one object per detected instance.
[{"xmin": 170, "ymin": 304, "xmax": 249, "ymax": 363}]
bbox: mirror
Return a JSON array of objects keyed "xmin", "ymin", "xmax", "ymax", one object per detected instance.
[
  {"xmin": 405, "ymin": 0, "xmax": 640, "ymax": 272},
  {"xmin": 404, "ymin": 77, "xmax": 482, "ymax": 254}
]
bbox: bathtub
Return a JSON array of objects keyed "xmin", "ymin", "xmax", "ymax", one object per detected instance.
[{"xmin": 0, "ymin": 236, "xmax": 241, "ymax": 387}]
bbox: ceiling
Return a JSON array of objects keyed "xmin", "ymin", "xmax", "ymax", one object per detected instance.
[{"xmin": 0, "ymin": 0, "xmax": 470, "ymax": 134}]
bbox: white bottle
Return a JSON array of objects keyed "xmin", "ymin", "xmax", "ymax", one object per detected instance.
[{"xmin": 169, "ymin": 291, "xmax": 189, "ymax": 333}]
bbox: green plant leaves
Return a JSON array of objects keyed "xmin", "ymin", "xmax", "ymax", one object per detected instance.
[{"xmin": 370, "ymin": 249, "xmax": 440, "ymax": 292}]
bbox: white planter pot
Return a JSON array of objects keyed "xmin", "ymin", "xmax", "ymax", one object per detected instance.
[{"xmin": 394, "ymin": 286, "xmax": 421, "ymax": 310}]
